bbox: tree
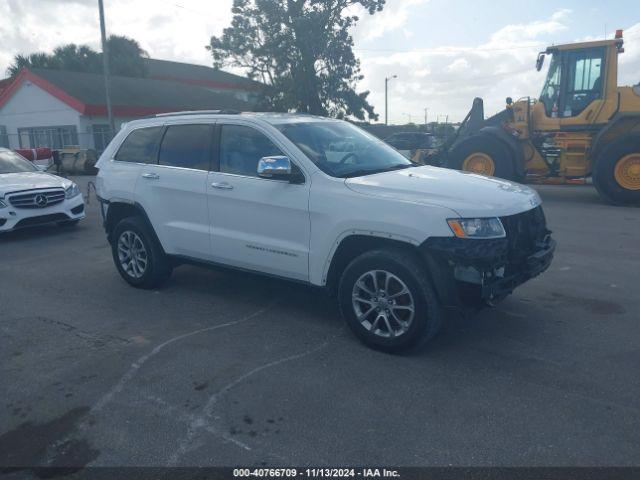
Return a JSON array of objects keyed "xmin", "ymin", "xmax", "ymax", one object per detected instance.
[
  {"xmin": 108, "ymin": 35, "xmax": 149, "ymax": 77},
  {"xmin": 208, "ymin": 0, "xmax": 385, "ymax": 120},
  {"xmin": 6, "ymin": 36, "xmax": 148, "ymax": 77},
  {"xmin": 50, "ymin": 44, "xmax": 102, "ymax": 73},
  {"xmin": 7, "ymin": 53, "xmax": 54, "ymax": 76}
]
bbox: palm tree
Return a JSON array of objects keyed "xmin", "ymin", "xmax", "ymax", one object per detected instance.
[{"xmin": 6, "ymin": 36, "xmax": 148, "ymax": 78}]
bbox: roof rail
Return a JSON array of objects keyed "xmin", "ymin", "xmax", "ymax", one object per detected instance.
[{"xmin": 154, "ymin": 109, "xmax": 242, "ymax": 117}]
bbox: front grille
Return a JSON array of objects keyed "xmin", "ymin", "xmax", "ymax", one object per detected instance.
[
  {"xmin": 8, "ymin": 189, "xmax": 66, "ymax": 209},
  {"xmin": 500, "ymin": 206, "xmax": 549, "ymax": 261},
  {"xmin": 14, "ymin": 213, "xmax": 69, "ymax": 229}
]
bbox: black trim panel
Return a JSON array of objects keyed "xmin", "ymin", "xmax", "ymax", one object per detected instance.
[{"xmin": 171, "ymin": 254, "xmax": 312, "ymax": 287}]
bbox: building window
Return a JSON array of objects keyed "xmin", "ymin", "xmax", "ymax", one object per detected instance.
[
  {"xmin": 17, "ymin": 126, "xmax": 79, "ymax": 149},
  {"xmin": 0, "ymin": 126, "xmax": 8, "ymax": 148},
  {"xmin": 92, "ymin": 124, "xmax": 114, "ymax": 152}
]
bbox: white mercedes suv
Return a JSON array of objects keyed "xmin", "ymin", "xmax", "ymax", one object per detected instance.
[
  {"xmin": 0, "ymin": 148, "xmax": 85, "ymax": 233},
  {"xmin": 96, "ymin": 112, "xmax": 554, "ymax": 351}
]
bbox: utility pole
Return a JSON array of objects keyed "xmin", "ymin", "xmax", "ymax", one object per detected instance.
[
  {"xmin": 424, "ymin": 107, "xmax": 428, "ymax": 129},
  {"xmin": 384, "ymin": 75, "xmax": 397, "ymax": 125},
  {"xmin": 98, "ymin": 0, "xmax": 115, "ymax": 136}
]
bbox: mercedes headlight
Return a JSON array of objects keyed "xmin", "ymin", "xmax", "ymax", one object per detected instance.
[
  {"xmin": 447, "ymin": 217, "xmax": 505, "ymax": 239},
  {"xmin": 0, "ymin": 198, "xmax": 6, "ymax": 209},
  {"xmin": 65, "ymin": 183, "xmax": 81, "ymax": 199}
]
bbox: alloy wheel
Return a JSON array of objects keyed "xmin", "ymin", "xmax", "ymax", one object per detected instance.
[
  {"xmin": 351, "ymin": 270, "xmax": 415, "ymax": 338},
  {"xmin": 117, "ymin": 230, "xmax": 148, "ymax": 279}
]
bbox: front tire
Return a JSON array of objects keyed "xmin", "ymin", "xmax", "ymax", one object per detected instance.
[
  {"xmin": 338, "ymin": 249, "xmax": 443, "ymax": 353},
  {"xmin": 111, "ymin": 216, "xmax": 172, "ymax": 289},
  {"xmin": 447, "ymin": 135, "xmax": 517, "ymax": 180},
  {"xmin": 593, "ymin": 137, "xmax": 640, "ymax": 205}
]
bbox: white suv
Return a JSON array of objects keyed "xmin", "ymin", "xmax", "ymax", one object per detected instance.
[
  {"xmin": 0, "ymin": 148, "xmax": 85, "ymax": 232},
  {"xmin": 96, "ymin": 112, "xmax": 554, "ymax": 351}
]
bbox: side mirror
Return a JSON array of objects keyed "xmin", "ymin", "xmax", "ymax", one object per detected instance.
[
  {"xmin": 257, "ymin": 156, "xmax": 292, "ymax": 180},
  {"xmin": 535, "ymin": 53, "xmax": 545, "ymax": 72}
]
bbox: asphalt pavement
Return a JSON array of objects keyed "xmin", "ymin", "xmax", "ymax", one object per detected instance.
[{"xmin": 1, "ymin": 177, "xmax": 639, "ymax": 471}]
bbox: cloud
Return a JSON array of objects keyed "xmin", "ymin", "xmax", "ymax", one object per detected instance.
[
  {"xmin": 352, "ymin": 0, "xmax": 429, "ymax": 41},
  {"xmin": 445, "ymin": 58, "xmax": 470, "ymax": 73},
  {"xmin": 487, "ymin": 8, "xmax": 570, "ymax": 45},
  {"xmin": 1, "ymin": 1, "xmax": 638, "ymax": 124},
  {"xmin": 618, "ymin": 23, "xmax": 640, "ymax": 86},
  {"xmin": 0, "ymin": 0, "xmax": 234, "ymax": 76},
  {"xmin": 356, "ymin": 9, "xmax": 640, "ymax": 123}
]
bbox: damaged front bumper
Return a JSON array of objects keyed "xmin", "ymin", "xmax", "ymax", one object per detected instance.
[{"xmin": 419, "ymin": 207, "xmax": 555, "ymax": 307}]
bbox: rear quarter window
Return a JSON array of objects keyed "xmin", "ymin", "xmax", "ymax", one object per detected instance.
[{"xmin": 114, "ymin": 126, "xmax": 163, "ymax": 163}]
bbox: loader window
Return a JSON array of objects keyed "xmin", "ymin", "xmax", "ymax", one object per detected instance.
[
  {"xmin": 564, "ymin": 48, "xmax": 605, "ymax": 117},
  {"xmin": 540, "ymin": 54, "xmax": 561, "ymax": 117}
]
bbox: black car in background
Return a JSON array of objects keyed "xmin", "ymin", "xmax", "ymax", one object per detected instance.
[{"xmin": 384, "ymin": 132, "xmax": 437, "ymax": 164}]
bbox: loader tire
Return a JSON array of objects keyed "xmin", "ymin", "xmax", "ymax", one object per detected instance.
[
  {"xmin": 593, "ymin": 136, "xmax": 640, "ymax": 206},
  {"xmin": 447, "ymin": 135, "xmax": 517, "ymax": 180}
]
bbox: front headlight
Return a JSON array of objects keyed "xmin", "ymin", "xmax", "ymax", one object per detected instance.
[
  {"xmin": 447, "ymin": 217, "xmax": 505, "ymax": 239},
  {"xmin": 0, "ymin": 198, "xmax": 7, "ymax": 209},
  {"xmin": 65, "ymin": 183, "xmax": 81, "ymax": 199}
]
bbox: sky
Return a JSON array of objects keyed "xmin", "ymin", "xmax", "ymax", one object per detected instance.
[{"xmin": 1, "ymin": 0, "xmax": 638, "ymax": 123}]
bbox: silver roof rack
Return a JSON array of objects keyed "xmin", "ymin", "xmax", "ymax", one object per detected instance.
[{"xmin": 154, "ymin": 110, "xmax": 241, "ymax": 117}]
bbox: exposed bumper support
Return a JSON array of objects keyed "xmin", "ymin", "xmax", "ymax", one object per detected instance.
[
  {"xmin": 420, "ymin": 234, "xmax": 555, "ymax": 306},
  {"xmin": 480, "ymin": 238, "xmax": 555, "ymax": 300}
]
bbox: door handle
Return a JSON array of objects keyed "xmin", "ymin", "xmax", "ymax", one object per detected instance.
[
  {"xmin": 142, "ymin": 172, "xmax": 159, "ymax": 180},
  {"xmin": 211, "ymin": 182, "xmax": 234, "ymax": 190}
]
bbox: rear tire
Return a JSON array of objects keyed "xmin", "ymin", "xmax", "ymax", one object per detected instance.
[
  {"xmin": 447, "ymin": 135, "xmax": 517, "ymax": 180},
  {"xmin": 111, "ymin": 216, "xmax": 172, "ymax": 289},
  {"xmin": 338, "ymin": 248, "xmax": 443, "ymax": 353},
  {"xmin": 593, "ymin": 137, "xmax": 640, "ymax": 205}
]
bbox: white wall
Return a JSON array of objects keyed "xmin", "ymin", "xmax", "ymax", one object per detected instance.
[{"xmin": 0, "ymin": 81, "xmax": 82, "ymax": 149}]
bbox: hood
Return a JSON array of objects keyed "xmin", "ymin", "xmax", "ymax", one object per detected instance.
[
  {"xmin": 0, "ymin": 172, "xmax": 71, "ymax": 197},
  {"xmin": 345, "ymin": 166, "xmax": 541, "ymax": 218}
]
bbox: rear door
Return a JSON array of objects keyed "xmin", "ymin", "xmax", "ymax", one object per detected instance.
[
  {"xmin": 206, "ymin": 122, "xmax": 311, "ymax": 281},
  {"xmin": 102, "ymin": 126, "xmax": 163, "ymax": 205},
  {"xmin": 135, "ymin": 123, "xmax": 214, "ymax": 259}
]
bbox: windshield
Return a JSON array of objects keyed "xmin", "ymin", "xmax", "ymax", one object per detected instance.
[
  {"xmin": 539, "ymin": 53, "xmax": 561, "ymax": 116},
  {"xmin": 275, "ymin": 121, "xmax": 413, "ymax": 178},
  {"xmin": 0, "ymin": 151, "xmax": 39, "ymax": 174}
]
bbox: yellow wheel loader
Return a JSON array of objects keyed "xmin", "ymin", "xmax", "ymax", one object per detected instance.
[{"xmin": 443, "ymin": 30, "xmax": 640, "ymax": 205}]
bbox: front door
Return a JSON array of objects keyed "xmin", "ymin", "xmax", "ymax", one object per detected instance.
[
  {"xmin": 207, "ymin": 123, "xmax": 311, "ymax": 281},
  {"xmin": 559, "ymin": 47, "xmax": 605, "ymax": 121}
]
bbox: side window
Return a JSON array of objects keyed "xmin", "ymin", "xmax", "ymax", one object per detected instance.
[
  {"xmin": 158, "ymin": 124, "xmax": 212, "ymax": 171},
  {"xmin": 219, "ymin": 125, "xmax": 284, "ymax": 177},
  {"xmin": 115, "ymin": 127, "xmax": 162, "ymax": 163}
]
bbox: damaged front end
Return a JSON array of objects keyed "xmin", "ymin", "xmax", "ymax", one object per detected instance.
[{"xmin": 420, "ymin": 206, "xmax": 555, "ymax": 308}]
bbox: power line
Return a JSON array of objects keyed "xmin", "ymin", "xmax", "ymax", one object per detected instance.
[
  {"xmin": 353, "ymin": 44, "xmax": 546, "ymax": 53},
  {"xmin": 156, "ymin": 0, "xmax": 215, "ymax": 17}
]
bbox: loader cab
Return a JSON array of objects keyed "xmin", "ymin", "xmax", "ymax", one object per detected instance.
[
  {"xmin": 539, "ymin": 47, "xmax": 606, "ymax": 119},
  {"xmin": 534, "ymin": 36, "xmax": 623, "ymax": 128}
]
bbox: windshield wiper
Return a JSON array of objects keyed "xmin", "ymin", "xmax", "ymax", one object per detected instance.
[{"xmin": 340, "ymin": 163, "xmax": 414, "ymax": 178}]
